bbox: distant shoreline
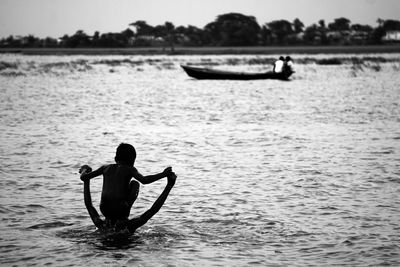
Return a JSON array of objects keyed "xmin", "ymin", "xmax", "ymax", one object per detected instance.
[{"xmin": 1, "ymin": 45, "xmax": 400, "ymax": 56}]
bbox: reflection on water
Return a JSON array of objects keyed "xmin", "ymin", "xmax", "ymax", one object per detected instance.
[{"xmin": 0, "ymin": 53, "xmax": 400, "ymax": 266}]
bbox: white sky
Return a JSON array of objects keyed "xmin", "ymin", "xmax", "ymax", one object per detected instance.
[{"xmin": 0, "ymin": 0, "xmax": 399, "ymax": 38}]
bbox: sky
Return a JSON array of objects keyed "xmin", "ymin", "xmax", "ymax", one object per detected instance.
[{"xmin": 0, "ymin": 0, "xmax": 399, "ymax": 38}]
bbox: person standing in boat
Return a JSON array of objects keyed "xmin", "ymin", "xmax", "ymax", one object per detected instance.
[{"xmin": 273, "ymin": 56, "xmax": 285, "ymax": 73}]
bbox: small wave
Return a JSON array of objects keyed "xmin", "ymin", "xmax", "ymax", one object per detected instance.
[
  {"xmin": 27, "ymin": 221, "xmax": 74, "ymax": 230},
  {"xmin": 370, "ymin": 149, "xmax": 395, "ymax": 155},
  {"xmin": 60, "ymin": 228, "xmax": 145, "ymax": 250},
  {"xmin": 0, "ymin": 205, "xmax": 14, "ymax": 214},
  {"xmin": 387, "ymin": 176, "xmax": 400, "ymax": 183},
  {"xmin": 10, "ymin": 204, "xmax": 45, "ymax": 209},
  {"xmin": 55, "ymin": 223, "xmax": 181, "ymax": 251},
  {"xmin": 319, "ymin": 206, "xmax": 339, "ymax": 210},
  {"xmin": 21, "ymin": 204, "xmax": 47, "ymax": 213},
  {"xmin": 283, "ymin": 230, "xmax": 316, "ymax": 238}
]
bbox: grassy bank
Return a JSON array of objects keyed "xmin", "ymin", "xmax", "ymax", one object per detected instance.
[{"xmin": 1, "ymin": 45, "xmax": 400, "ymax": 56}]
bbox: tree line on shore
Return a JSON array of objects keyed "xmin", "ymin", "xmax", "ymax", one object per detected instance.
[{"xmin": 1, "ymin": 13, "xmax": 400, "ymax": 49}]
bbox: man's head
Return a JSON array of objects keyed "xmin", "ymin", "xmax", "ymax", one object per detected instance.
[{"xmin": 115, "ymin": 143, "xmax": 136, "ymax": 166}]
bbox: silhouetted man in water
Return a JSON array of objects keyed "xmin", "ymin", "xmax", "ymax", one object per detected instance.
[{"xmin": 79, "ymin": 143, "xmax": 176, "ymax": 232}]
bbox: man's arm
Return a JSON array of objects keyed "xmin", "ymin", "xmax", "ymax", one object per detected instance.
[
  {"xmin": 132, "ymin": 167, "xmax": 171, "ymax": 184},
  {"xmin": 83, "ymin": 180, "xmax": 104, "ymax": 230},
  {"xmin": 127, "ymin": 172, "xmax": 176, "ymax": 232}
]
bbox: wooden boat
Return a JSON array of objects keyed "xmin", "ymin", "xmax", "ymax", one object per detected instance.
[{"xmin": 181, "ymin": 65, "xmax": 293, "ymax": 80}]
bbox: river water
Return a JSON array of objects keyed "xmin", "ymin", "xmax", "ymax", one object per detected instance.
[{"xmin": 0, "ymin": 53, "xmax": 399, "ymax": 266}]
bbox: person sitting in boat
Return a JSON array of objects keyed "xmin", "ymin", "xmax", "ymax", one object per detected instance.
[
  {"xmin": 284, "ymin": 56, "xmax": 294, "ymax": 73},
  {"xmin": 273, "ymin": 56, "xmax": 285, "ymax": 73}
]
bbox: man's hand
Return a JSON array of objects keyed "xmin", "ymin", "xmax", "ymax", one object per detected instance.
[
  {"xmin": 167, "ymin": 172, "xmax": 177, "ymax": 187},
  {"xmin": 79, "ymin": 165, "xmax": 92, "ymax": 174}
]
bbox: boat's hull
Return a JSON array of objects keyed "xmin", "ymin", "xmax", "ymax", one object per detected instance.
[{"xmin": 181, "ymin": 65, "xmax": 292, "ymax": 80}]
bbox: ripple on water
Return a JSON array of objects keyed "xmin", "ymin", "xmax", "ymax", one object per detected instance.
[{"xmin": 0, "ymin": 54, "xmax": 400, "ymax": 266}]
